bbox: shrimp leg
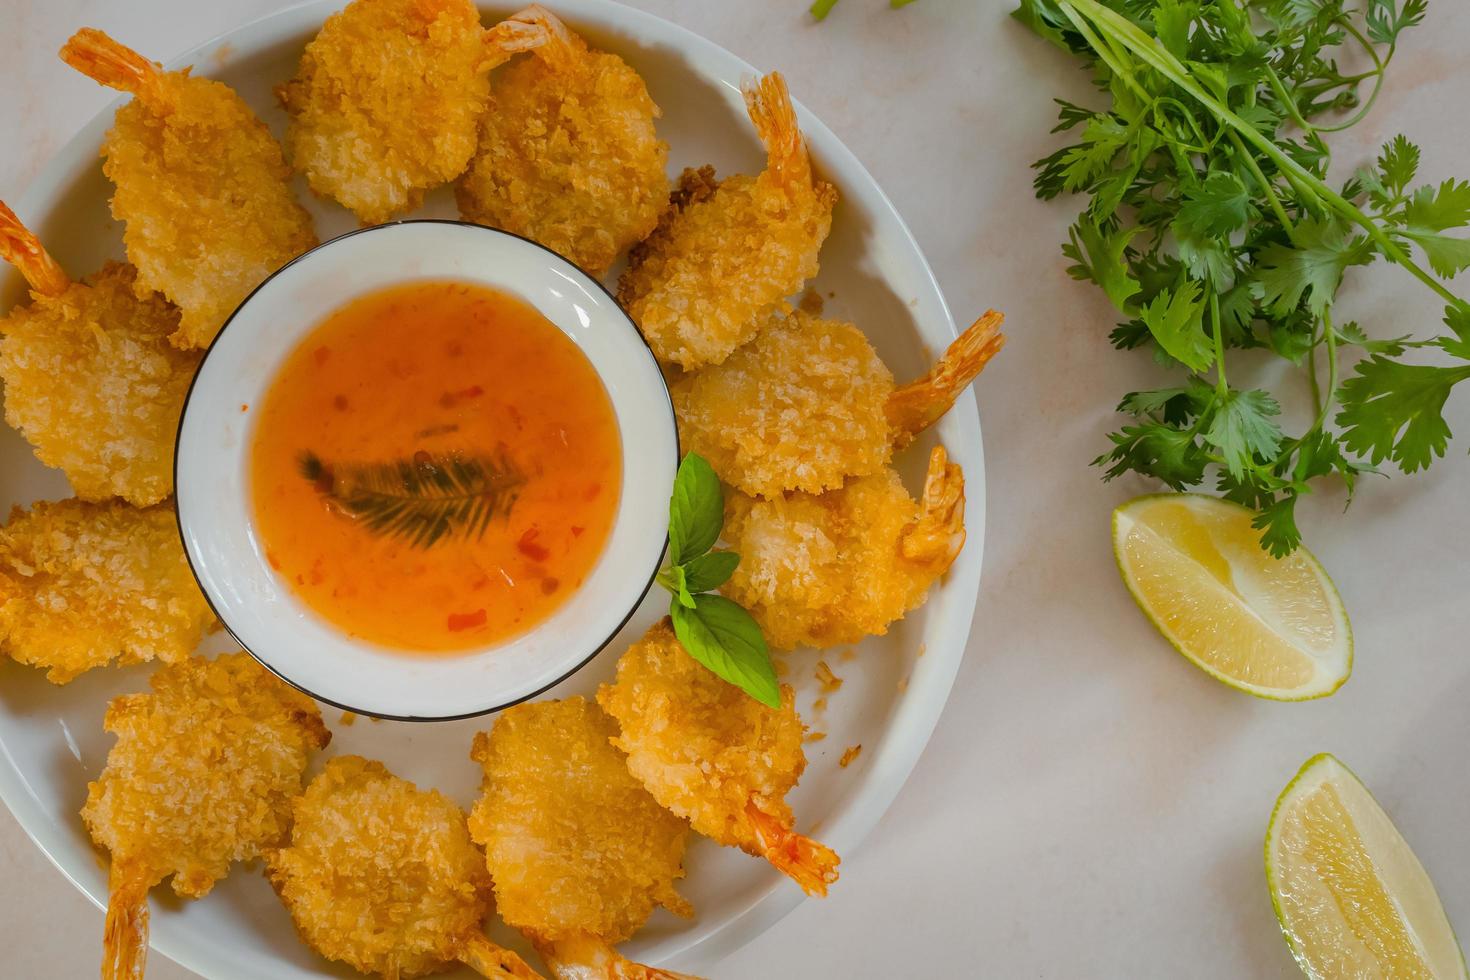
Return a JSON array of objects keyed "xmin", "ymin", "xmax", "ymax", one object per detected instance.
[
  {"xmin": 460, "ymin": 933, "xmax": 545, "ymax": 979},
  {"xmin": 0, "ymin": 202, "xmax": 68, "ymax": 297},
  {"xmin": 745, "ymin": 804, "xmax": 841, "ymax": 897},
  {"xmin": 534, "ymin": 933, "xmax": 703, "ymax": 980},
  {"xmin": 887, "ymin": 311, "xmax": 1006, "ymax": 450},
  {"xmin": 102, "ymin": 860, "xmax": 153, "ymax": 980},
  {"xmin": 900, "ymin": 445, "xmax": 967, "ymax": 569}
]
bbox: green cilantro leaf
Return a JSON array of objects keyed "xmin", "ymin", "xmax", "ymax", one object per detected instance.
[
  {"xmin": 1205, "ymin": 389, "xmax": 1285, "ymax": 479},
  {"xmin": 1337, "ymin": 358, "xmax": 1470, "ymax": 472},
  {"xmin": 1176, "ymin": 172, "xmax": 1252, "ymax": 239},
  {"xmin": 1253, "ymin": 218, "xmax": 1374, "ymax": 317},
  {"xmin": 671, "ymin": 596, "xmax": 780, "ymax": 709},
  {"xmin": 668, "ymin": 453, "xmax": 722, "ymax": 565},
  {"xmin": 1139, "ymin": 281, "xmax": 1214, "ymax": 371},
  {"xmin": 1403, "ymin": 179, "xmax": 1470, "ymax": 233},
  {"xmin": 1401, "ymin": 231, "xmax": 1470, "ymax": 279},
  {"xmin": 1064, "ymin": 220, "xmax": 1142, "ymax": 313}
]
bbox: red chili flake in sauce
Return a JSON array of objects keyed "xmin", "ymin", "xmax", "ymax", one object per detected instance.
[
  {"xmin": 517, "ymin": 528, "xmax": 551, "ymax": 562},
  {"xmin": 447, "ymin": 609, "xmax": 487, "ymax": 632},
  {"xmin": 570, "ymin": 525, "xmax": 585, "ymax": 537},
  {"xmin": 540, "ymin": 577, "xmax": 560, "ymax": 595},
  {"xmin": 583, "ymin": 483, "xmax": 601, "ymax": 501},
  {"xmin": 333, "ymin": 394, "xmax": 349, "ymax": 411},
  {"xmin": 313, "ymin": 346, "xmax": 331, "ymax": 366}
]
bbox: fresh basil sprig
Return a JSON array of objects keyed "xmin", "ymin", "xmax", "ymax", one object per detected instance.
[{"xmin": 656, "ymin": 454, "xmax": 780, "ymax": 708}]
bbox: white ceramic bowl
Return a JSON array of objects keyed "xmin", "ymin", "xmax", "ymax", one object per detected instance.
[
  {"xmin": 175, "ymin": 221, "xmax": 677, "ymax": 721},
  {"xmin": 0, "ymin": 2, "xmax": 987, "ymax": 975}
]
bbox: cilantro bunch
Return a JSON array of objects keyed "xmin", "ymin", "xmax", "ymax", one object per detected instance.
[
  {"xmin": 656, "ymin": 454, "xmax": 779, "ymax": 708},
  {"xmin": 1014, "ymin": 0, "xmax": 1470, "ymax": 555}
]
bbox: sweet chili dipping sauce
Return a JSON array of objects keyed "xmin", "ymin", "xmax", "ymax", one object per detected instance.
[{"xmin": 249, "ymin": 280, "xmax": 621, "ymax": 652}]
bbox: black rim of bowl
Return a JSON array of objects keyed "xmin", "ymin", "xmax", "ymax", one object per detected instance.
[{"xmin": 172, "ymin": 219, "xmax": 678, "ymax": 722}]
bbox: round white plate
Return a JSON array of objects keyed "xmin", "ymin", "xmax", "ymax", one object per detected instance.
[{"xmin": 0, "ymin": 1, "xmax": 987, "ymax": 976}]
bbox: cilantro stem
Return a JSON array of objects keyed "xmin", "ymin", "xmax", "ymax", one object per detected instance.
[
  {"xmin": 1210, "ymin": 291, "xmax": 1227, "ymax": 398},
  {"xmin": 1060, "ymin": 0, "xmax": 1466, "ymax": 312},
  {"xmin": 1226, "ymin": 130, "xmax": 1298, "ymax": 244},
  {"xmin": 1312, "ymin": 309, "xmax": 1340, "ymax": 433}
]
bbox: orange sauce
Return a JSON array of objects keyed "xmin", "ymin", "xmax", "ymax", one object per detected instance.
[{"xmin": 249, "ymin": 280, "xmax": 621, "ymax": 652}]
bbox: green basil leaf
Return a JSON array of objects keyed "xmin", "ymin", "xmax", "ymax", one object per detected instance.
[
  {"xmin": 670, "ymin": 594, "xmax": 779, "ymax": 708},
  {"xmin": 668, "ymin": 453, "xmax": 722, "ymax": 565},
  {"xmin": 680, "ymin": 550, "xmax": 740, "ymax": 593},
  {"xmin": 671, "ymin": 564, "xmax": 696, "ymax": 609}
]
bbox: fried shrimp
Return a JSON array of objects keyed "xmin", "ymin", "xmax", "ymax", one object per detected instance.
[
  {"xmin": 278, "ymin": 0, "xmax": 544, "ymax": 225},
  {"xmin": 598, "ymin": 621, "xmax": 840, "ymax": 896},
  {"xmin": 455, "ymin": 5, "xmax": 669, "ymax": 276},
  {"xmin": 468, "ymin": 697, "xmax": 696, "ymax": 980},
  {"xmin": 60, "ymin": 29, "xmax": 317, "ymax": 349},
  {"xmin": 83, "ymin": 653, "xmax": 330, "ymax": 980},
  {"xmin": 0, "ymin": 203, "xmax": 199, "ymax": 504},
  {"xmin": 722, "ymin": 446, "xmax": 966, "ymax": 650},
  {"xmin": 617, "ymin": 72, "xmax": 836, "ymax": 370},
  {"xmin": 673, "ymin": 309, "xmax": 1004, "ymax": 498},
  {"xmin": 268, "ymin": 756, "xmax": 541, "ymax": 979},
  {"xmin": 0, "ymin": 499, "xmax": 213, "ymax": 683}
]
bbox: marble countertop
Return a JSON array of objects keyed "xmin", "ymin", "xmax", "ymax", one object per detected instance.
[{"xmin": 3, "ymin": 1, "xmax": 1468, "ymax": 976}]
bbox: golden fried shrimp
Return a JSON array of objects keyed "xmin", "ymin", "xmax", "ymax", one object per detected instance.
[
  {"xmin": 468, "ymin": 697, "xmax": 694, "ymax": 979},
  {"xmin": 83, "ymin": 653, "xmax": 330, "ymax": 980},
  {"xmin": 0, "ymin": 499, "xmax": 213, "ymax": 683},
  {"xmin": 598, "ymin": 621, "xmax": 840, "ymax": 896},
  {"xmin": 278, "ymin": 0, "xmax": 544, "ymax": 226},
  {"xmin": 673, "ymin": 309, "xmax": 1005, "ymax": 498},
  {"xmin": 268, "ymin": 756, "xmax": 541, "ymax": 979},
  {"xmin": 455, "ymin": 5, "xmax": 668, "ymax": 276},
  {"xmin": 0, "ymin": 203, "xmax": 199, "ymax": 504},
  {"xmin": 60, "ymin": 29, "xmax": 317, "ymax": 349},
  {"xmin": 722, "ymin": 446, "xmax": 966, "ymax": 650},
  {"xmin": 617, "ymin": 72, "xmax": 836, "ymax": 370}
]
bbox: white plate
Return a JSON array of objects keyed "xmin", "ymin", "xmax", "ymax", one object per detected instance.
[{"xmin": 0, "ymin": 1, "xmax": 987, "ymax": 975}]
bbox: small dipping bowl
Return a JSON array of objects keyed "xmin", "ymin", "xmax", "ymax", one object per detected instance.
[{"xmin": 175, "ymin": 221, "xmax": 677, "ymax": 720}]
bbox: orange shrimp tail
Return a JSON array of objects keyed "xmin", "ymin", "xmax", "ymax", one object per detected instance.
[
  {"xmin": 102, "ymin": 862, "xmax": 151, "ymax": 980},
  {"xmin": 901, "ymin": 446, "xmax": 966, "ymax": 569},
  {"xmin": 745, "ymin": 803, "xmax": 841, "ymax": 897},
  {"xmin": 503, "ymin": 6, "xmax": 579, "ymax": 68},
  {"xmin": 535, "ymin": 933, "xmax": 705, "ymax": 980},
  {"xmin": 0, "ymin": 201, "xmax": 69, "ymax": 297},
  {"xmin": 741, "ymin": 72, "xmax": 811, "ymax": 184},
  {"xmin": 59, "ymin": 29, "xmax": 161, "ymax": 99},
  {"xmin": 887, "ymin": 310, "xmax": 1006, "ymax": 449},
  {"xmin": 460, "ymin": 932, "xmax": 546, "ymax": 979}
]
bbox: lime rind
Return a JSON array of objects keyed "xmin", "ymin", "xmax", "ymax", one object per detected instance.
[{"xmin": 1111, "ymin": 492, "xmax": 1353, "ymax": 702}]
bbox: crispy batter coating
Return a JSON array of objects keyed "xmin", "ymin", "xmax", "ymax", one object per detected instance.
[
  {"xmin": 60, "ymin": 29, "xmax": 318, "ymax": 349},
  {"xmin": 673, "ymin": 310, "xmax": 1006, "ymax": 498},
  {"xmin": 0, "ymin": 499, "xmax": 213, "ymax": 683},
  {"xmin": 83, "ymin": 652, "xmax": 330, "ymax": 896},
  {"xmin": 456, "ymin": 6, "xmax": 668, "ymax": 275},
  {"xmin": 672, "ymin": 311, "xmax": 892, "ymax": 498},
  {"xmin": 722, "ymin": 447, "xmax": 966, "ymax": 650},
  {"xmin": 618, "ymin": 72, "xmax": 835, "ymax": 370},
  {"xmin": 468, "ymin": 697, "xmax": 690, "ymax": 946},
  {"xmin": 279, "ymin": 0, "xmax": 539, "ymax": 225},
  {"xmin": 598, "ymin": 621, "xmax": 839, "ymax": 895},
  {"xmin": 0, "ymin": 262, "xmax": 197, "ymax": 504},
  {"xmin": 269, "ymin": 756, "xmax": 538, "ymax": 979}
]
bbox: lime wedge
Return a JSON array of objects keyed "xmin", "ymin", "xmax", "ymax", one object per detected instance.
[
  {"xmin": 1268, "ymin": 754, "xmax": 1467, "ymax": 979},
  {"xmin": 1112, "ymin": 493, "xmax": 1351, "ymax": 700}
]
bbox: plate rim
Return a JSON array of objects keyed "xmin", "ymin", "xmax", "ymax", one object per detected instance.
[{"xmin": 0, "ymin": 0, "xmax": 989, "ymax": 974}]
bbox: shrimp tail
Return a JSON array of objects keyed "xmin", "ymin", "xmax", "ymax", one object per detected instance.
[
  {"xmin": 741, "ymin": 72, "xmax": 811, "ymax": 186},
  {"xmin": 745, "ymin": 802, "xmax": 841, "ymax": 897},
  {"xmin": 460, "ymin": 932, "xmax": 546, "ymax": 979},
  {"xmin": 0, "ymin": 201, "xmax": 69, "ymax": 297},
  {"xmin": 102, "ymin": 861, "xmax": 151, "ymax": 980},
  {"xmin": 900, "ymin": 446, "xmax": 966, "ymax": 571},
  {"xmin": 887, "ymin": 310, "xmax": 1006, "ymax": 449},
  {"xmin": 502, "ymin": 6, "xmax": 576, "ymax": 67},
  {"xmin": 534, "ymin": 932, "xmax": 704, "ymax": 980},
  {"xmin": 59, "ymin": 29, "xmax": 162, "ymax": 102}
]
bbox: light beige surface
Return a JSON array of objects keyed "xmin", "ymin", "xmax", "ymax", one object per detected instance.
[{"xmin": 2, "ymin": 1, "xmax": 1468, "ymax": 977}]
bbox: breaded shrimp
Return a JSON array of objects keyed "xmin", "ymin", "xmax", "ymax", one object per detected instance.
[
  {"xmin": 0, "ymin": 499, "xmax": 213, "ymax": 683},
  {"xmin": 598, "ymin": 620, "xmax": 840, "ymax": 896},
  {"xmin": 268, "ymin": 756, "xmax": 541, "ymax": 979},
  {"xmin": 0, "ymin": 203, "xmax": 199, "ymax": 504},
  {"xmin": 468, "ymin": 697, "xmax": 696, "ymax": 980},
  {"xmin": 456, "ymin": 5, "xmax": 669, "ymax": 275},
  {"xmin": 722, "ymin": 446, "xmax": 966, "ymax": 650},
  {"xmin": 674, "ymin": 310, "xmax": 1004, "ymax": 497},
  {"xmin": 60, "ymin": 29, "xmax": 318, "ymax": 349},
  {"xmin": 83, "ymin": 653, "xmax": 330, "ymax": 980},
  {"xmin": 617, "ymin": 72, "xmax": 836, "ymax": 370},
  {"xmin": 278, "ymin": 0, "xmax": 545, "ymax": 225}
]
